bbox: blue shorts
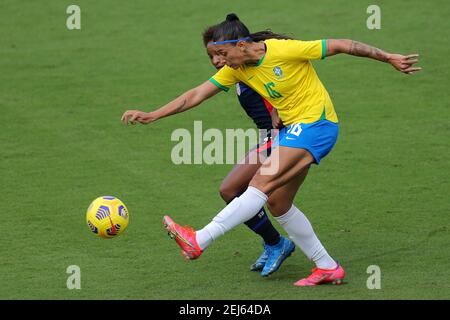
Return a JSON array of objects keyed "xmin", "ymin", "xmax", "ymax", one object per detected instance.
[{"xmin": 272, "ymin": 120, "xmax": 339, "ymax": 164}]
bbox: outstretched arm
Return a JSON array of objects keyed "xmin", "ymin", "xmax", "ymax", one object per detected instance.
[
  {"xmin": 121, "ymin": 80, "xmax": 221, "ymax": 124},
  {"xmin": 325, "ymin": 39, "xmax": 421, "ymax": 75}
]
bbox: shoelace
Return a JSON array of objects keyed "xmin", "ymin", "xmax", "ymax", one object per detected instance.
[
  {"xmin": 173, "ymin": 225, "xmax": 198, "ymax": 248},
  {"xmin": 308, "ymin": 268, "xmax": 334, "ymax": 280}
]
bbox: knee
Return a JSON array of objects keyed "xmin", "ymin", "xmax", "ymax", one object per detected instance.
[
  {"xmin": 267, "ymin": 196, "xmax": 292, "ymax": 217},
  {"xmin": 219, "ymin": 184, "xmax": 239, "ymax": 203},
  {"xmin": 249, "ymin": 174, "xmax": 273, "ymax": 195}
]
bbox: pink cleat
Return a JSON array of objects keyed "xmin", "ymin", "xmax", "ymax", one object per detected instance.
[
  {"xmin": 163, "ymin": 215, "xmax": 202, "ymax": 260},
  {"xmin": 294, "ymin": 264, "xmax": 345, "ymax": 286}
]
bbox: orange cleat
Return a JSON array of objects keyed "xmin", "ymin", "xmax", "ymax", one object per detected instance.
[
  {"xmin": 294, "ymin": 263, "xmax": 345, "ymax": 286},
  {"xmin": 163, "ymin": 215, "xmax": 202, "ymax": 260}
]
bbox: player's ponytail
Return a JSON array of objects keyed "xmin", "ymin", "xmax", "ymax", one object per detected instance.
[
  {"xmin": 211, "ymin": 13, "xmax": 251, "ymax": 44},
  {"xmin": 206, "ymin": 14, "xmax": 293, "ymax": 46},
  {"xmin": 226, "ymin": 13, "xmax": 240, "ymax": 22}
]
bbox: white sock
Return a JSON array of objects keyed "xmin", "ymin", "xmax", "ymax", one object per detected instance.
[
  {"xmin": 275, "ymin": 205, "xmax": 337, "ymax": 270},
  {"xmin": 196, "ymin": 186, "xmax": 268, "ymax": 250}
]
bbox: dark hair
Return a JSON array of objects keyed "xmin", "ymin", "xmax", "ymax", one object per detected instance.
[
  {"xmin": 249, "ymin": 30, "xmax": 293, "ymax": 41},
  {"xmin": 203, "ymin": 13, "xmax": 292, "ymax": 46},
  {"xmin": 202, "ymin": 25, "xmax": 216, "ymax": 47},
  {"xmin": 212, "ymin": 13, "xmax": 251, "ymax": 43}
]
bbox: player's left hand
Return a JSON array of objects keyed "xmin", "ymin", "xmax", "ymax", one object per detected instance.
[
  {"xmin": 121, "ymin": 110, "xmax": 156, "ymax": 125},
  {"xmin": 387, "ymin": 54, "xmax": 422, "ymax": 75}
]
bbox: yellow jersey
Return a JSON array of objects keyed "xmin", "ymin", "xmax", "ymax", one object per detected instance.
[{"xmin": 210, "ymin": 39, "xmax": 338, "ymax": 125}]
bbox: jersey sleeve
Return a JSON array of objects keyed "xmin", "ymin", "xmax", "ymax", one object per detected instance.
[
  {"xmin": 209, "ymin": 66, "xmax": 239, "ymax": 92},
  {"xmin": 277, "ymin": 39, "xmax": 327, "ymax": 61}
]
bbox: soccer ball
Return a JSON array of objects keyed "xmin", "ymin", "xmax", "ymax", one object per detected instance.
[{"xmin": 86, "ymin": 196, "xmax": 129, "ymax": 238}]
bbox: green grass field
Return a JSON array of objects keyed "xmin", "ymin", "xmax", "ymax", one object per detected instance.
[{"xmin": 1, "ymin": 0, "xmax": 449, "ymax": 300}]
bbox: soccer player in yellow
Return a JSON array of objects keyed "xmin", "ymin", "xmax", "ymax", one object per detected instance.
[{"xmin": 121, "ymin": 13, "xmax": 421, "ymax": 286}]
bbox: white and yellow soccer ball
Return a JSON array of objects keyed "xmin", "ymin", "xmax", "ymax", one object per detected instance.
[{"xmin": 86, "ymin": 196, "xmax": 129, "ymax": 238}]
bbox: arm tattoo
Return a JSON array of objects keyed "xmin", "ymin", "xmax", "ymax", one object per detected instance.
[
  {"xmin": 349, "ymin": 41, "xmax": 389, "ymax": 62},
  {"xmin": 175, "ymin": 99, "xmax": 187, "ymax": 113}
]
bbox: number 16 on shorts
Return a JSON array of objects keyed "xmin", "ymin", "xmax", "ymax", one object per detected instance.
[{"xmin": 286, "ymin": 123, "xmax": 302, "ymax": 137}]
